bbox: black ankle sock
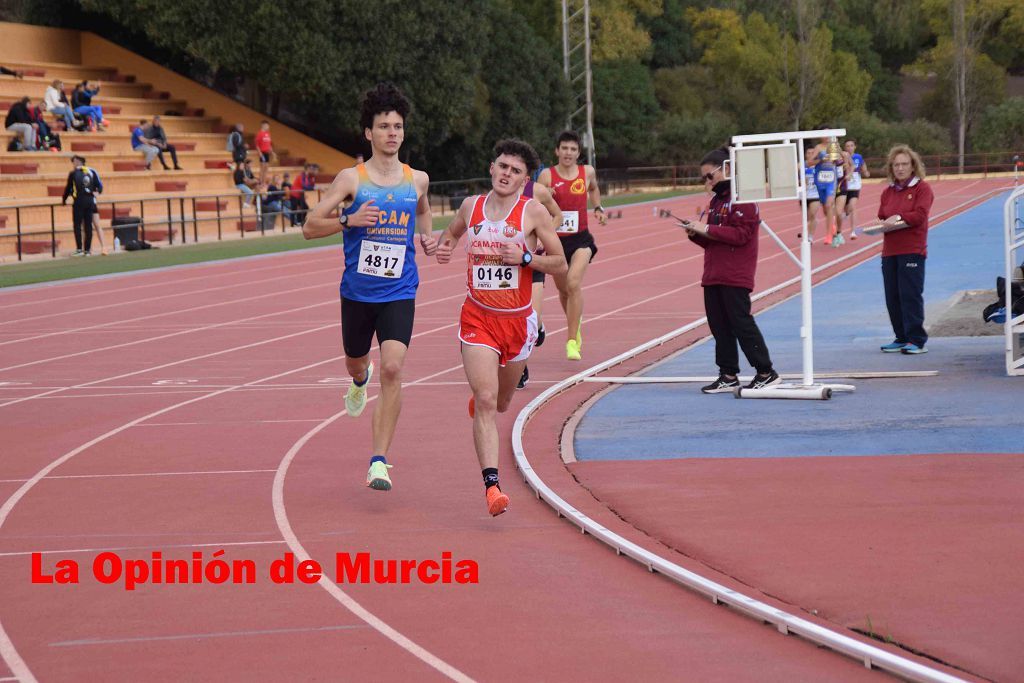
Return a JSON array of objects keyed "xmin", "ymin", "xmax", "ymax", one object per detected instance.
[{"xmin": 482, "ymin": 468, "xmax": 499, "ymax": 490}]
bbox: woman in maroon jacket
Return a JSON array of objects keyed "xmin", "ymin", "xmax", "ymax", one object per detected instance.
[
  {"xmin": 876, "ymin": 145, "xmax": 934, "ymax": 354},
  {"xmin": 684, "ymin": 148, "xmax": 779, "ymax": 393}
]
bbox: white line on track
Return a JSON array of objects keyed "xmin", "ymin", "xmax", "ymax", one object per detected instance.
[
  {"xmin": 0, "ymin": 260, "xmax": 343, "ymax": 331},
  {"xmin": 0, "ymin": 248, "xmax": 343, "ymax": 314},
  {"xmin": 0, "ymin": 469, "xmax": 275, "ymax": 483},
  {"xmin": 0, "ymin": 540, "xmax": 287, "ymax": 559},
  {"xmin": 0, "ymin": 184, "xmax": 992, "ymax": 681},
  {"xmin": 49, "ymin": 624, "xmax": 369, "ymax": 648}
]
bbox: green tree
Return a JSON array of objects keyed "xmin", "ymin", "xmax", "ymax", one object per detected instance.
[
  {"xmin": 592, "ymin": 0, "xmax": 662, "ymax": 62},
  {"xmin": 972, "ymin": 97, "xmax": 1024, "ymax": 152},
  {"xmin": 687, "ymin": 7, "xmax": 870, "ymax": 130},
  {"xmin": 592, "ymin": 60, "xmax": 660, "ymax": 164},
  {"xmin": 652, "ymin": 65, "xmax": 713, "ymax": 118},
  {"xmin": 654, "ymin": 112, "xmax": 737, "ymax": 165}
]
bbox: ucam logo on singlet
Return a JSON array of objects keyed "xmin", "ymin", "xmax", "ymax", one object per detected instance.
[{"xmin": 570, "ymin": 177, "xmax": 586, "ymax": 194}]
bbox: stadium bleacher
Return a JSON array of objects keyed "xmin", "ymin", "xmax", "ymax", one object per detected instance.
[{"xmin": 0, "ymin": 22, "xmax": 353, "ymax": 260}]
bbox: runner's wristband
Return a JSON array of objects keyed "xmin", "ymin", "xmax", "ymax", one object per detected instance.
[{"xmin": 594, "ymin": 206, "xmax": 605, "ymax": 213}]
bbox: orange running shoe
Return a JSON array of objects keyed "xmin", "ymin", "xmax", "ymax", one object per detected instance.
[
  {"xmin": 468, "ymin": 395, "xmax": 475, "ymax": 418},
  {"xmin": 486, "ymin": 486, "xmax": 510, "ymax": 516}
]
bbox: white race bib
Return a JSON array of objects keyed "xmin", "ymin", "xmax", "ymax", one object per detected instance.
[
  {"xmin": 557, "ymin": 210, "xmax": 579, "ymax": 234},
  {"xmin": 357, "ymin": 241, "xmax": 406, "ymax": 279},
  {"xmin": 472, "ymin": 264, "xmax": 519, "ymax": 290},
  {"xmin": 816, "ymin": 169, "xmax": 835, "ymax": 184}
]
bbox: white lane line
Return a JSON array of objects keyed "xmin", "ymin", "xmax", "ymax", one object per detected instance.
[
  {"xmin": 0, "ymin": 262, "xmax": 341, "ymax": 336},
  {"xmin": 507, "ymin": 190, "xmax": 1006, "ymax": 683},
  {"xmin": 0, "ymin": 540, "xmax": 286, "ymax": 559},
  {"xmin": 0, "ymin": 469, "xmax": 275, "ymax": 483},
  {"xmin": 0, "ymin": 248, "xmax": 343, "ymax": 315},
  {"xmin": 50, "ymin": 624, "xmax": 369, "ymax": 648}
]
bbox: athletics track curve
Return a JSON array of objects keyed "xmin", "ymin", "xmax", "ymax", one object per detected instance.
[{"xmin": 0, "ymin": 178, "xmax": 1004, "ymax": 681}]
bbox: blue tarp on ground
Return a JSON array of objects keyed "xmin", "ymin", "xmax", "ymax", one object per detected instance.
[{"xmin": 575, "ymin": 192, "xmax": 1018, "ymax": 460}]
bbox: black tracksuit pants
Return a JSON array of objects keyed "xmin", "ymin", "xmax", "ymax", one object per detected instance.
[
  {"xmin": 72, "ymin": 199, "xmax": 95, "ymax": 252},
  {"xmin": 704, "ymin": 284, "xmax": 774, "ymax": 376}
]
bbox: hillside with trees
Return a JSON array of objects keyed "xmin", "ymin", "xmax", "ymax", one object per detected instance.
[{"xmin": 4, "ymin": 0, "xmax": 1022, "ymax": 177}]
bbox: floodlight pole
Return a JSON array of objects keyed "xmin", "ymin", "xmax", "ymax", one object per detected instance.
[{"xmin": 731, "ymin": 129, "xmax": 846, "ymax": 392}]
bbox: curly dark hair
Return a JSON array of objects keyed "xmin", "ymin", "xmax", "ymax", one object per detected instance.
[
  {"xmin": 493, "ymin": 139, "xmax": 541, "ymax": 175},
  {"xmin": 359, "ymin": 82, "xmax": 412, "ymax": 131}
]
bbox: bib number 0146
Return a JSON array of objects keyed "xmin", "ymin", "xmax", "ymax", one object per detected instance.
[{"xmin": 472, "ymin": 264, "xmax": 519, "ymax": 290}]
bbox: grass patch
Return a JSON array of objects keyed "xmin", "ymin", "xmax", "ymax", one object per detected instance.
[{"xmin": 1, "ymin": 189, "xmax": 698, "ymax": 288}]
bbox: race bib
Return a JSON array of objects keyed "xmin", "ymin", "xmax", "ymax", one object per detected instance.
[
  {"xmin": 472, "ymin": 264, "xmax": 520, "ymax": 290},
  {"xmin": 557, "ymin": 210, "xmax": 579, "ymax": 234},
  {"xmin": 357, "ymin": 240, "xmax": 405, "ymax": 279},
  {"xmin": 816, "ymin": 170, "xmax": 835, "ymax": 184}
]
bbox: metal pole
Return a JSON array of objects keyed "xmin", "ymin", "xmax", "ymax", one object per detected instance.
[
  {"xmin": 50, "ymin": 204, "xmax": 56, "ymax": 258},
  {"xmin": 15, "ymin": 207, "xmax": 22, "ymax": 261},
  {"xmin": 583, "ymin": 0, "xmax": 595, "ymax": 167},
  {"xmin": 562, "ymin": 0, "xmax": 571, "ymax": 130},
  {"xmin": 215, "ymin": 196, "xmax": 222, "ymax": 240},
  {"xmin": 179, "ymin": 197, "xmax": 186, "ymax": 244}
]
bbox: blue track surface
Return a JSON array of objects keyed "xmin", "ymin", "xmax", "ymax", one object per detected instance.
[{"xmin": 575, "ymin": 192, "xmax": 1018, "ymax": 460}]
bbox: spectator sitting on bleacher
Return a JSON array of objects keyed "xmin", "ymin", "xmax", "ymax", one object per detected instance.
[
  {"xmin": 143, "ymin": 115, "xmax": 182, "ymax": 170},
  {"xmin": 28, "ymin": 103, "xmax": 59, "ymax": 151},
  {"xmin": 43, "ymin": 79, "xmax": 76, "ymax": 131},
  {"xmin": 5, "ymin": 96, "xmax": 38, "ymax": 151},
  {"xmin": 1, "ymin": 65, "xmax": 25, "ymax": 78},
  {"xmin": 71, "ymin": 81, "xmax": 106, "ymax": 130},
  {"xmin": 227, "ymin": 123, "xmax": 247, "ymax": 168},
  {"xmin": 130, "ymin": 119, "xmax": 160, "ymax": 169},
  {"xmin": 281, "ymin": 172, "xmax": 298, "ymax": 226},
  {"xmin": 234, "ymin": 158, "xmax": 258, "ymax": 206},
  {"xmin": 289, "ymin": 163, "xmax": 317, "ymax": 226},
  {"xmin": 261, "ymin": 175, "xmax": 287, "ymax": 229}
]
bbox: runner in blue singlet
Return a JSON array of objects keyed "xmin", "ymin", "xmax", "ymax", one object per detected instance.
[{"xmin": 302, "ymin": 83, "xmax": 436, "ymax": 493}]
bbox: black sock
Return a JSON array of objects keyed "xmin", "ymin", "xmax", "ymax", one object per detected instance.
[{"xmin": 482, "ymin": 468, "xmax": 499, "ymax": 490}]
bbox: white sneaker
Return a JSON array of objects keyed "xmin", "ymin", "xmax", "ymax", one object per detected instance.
[{"xmin": 345, "ymin": 362, "xmax": 373, "ymax": 417}]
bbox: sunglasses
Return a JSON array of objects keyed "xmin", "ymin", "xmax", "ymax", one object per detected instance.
[{"xmin": 702, "ymin": 166, "xmax": 721, "ymax": 182}]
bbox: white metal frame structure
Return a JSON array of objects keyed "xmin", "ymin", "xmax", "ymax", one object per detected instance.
[
  {"xmin": 1004, "ymin": 186, "xmax": 1024, "ymax": 375},
  {"xmin": 729, "ymin": 129, "xmax": 854, "ymax": 399},
  {"xmin": 561, "ymin": 0, "xmax": 596, "ymax": 167}
]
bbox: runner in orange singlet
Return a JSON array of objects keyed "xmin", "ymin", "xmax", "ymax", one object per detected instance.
[
  {"xmin": 435, "ymin": 140, "xmax": 566, "ymax": 516},
  {"xmin": 537, "ymin": 130, "xmax": 606, "ymax": 361}
]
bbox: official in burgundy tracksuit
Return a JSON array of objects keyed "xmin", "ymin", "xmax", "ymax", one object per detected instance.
[
  {"xmin": 685, "ymin": 148, "xmax": 777, "ymax": 393},
  {"xmin": 876, "ymin": 144, "xmax": 935, "ymax": 354}
]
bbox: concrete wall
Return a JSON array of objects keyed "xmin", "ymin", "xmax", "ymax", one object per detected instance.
[{"xmin": 0, "ymin": 21, "xmax": 82, "ymax": 64}]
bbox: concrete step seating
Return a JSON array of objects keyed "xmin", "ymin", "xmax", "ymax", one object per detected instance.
[
  {"xmin": 1, "ymin": 24, "xmax": 350, "ymax": 262},
  {"xmin": 1, "ymin": 166, "xmax": 304, "ymax": 199}
]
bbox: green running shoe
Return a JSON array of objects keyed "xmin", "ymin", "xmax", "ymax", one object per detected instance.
[
  {"xmin": 366, "ymin": 460, "xmax": 393, "ymax": 491},
  {"xmin": 345, "ymin": 362, "xmax": 373, "ymax": 417}
]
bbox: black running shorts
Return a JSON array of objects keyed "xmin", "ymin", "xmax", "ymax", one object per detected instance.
[
  {"xmin": 560, "ymin": 230, "xmax": 598, "ymax": 265},
  {"xmin": 340, "ymin": 297, "xmax": 415, "ymax": 358}
]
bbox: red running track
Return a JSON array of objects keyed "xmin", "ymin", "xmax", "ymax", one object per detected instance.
[{"xmin": 0, "ymin": 178, "xmax": 1002, "ymax": 682}]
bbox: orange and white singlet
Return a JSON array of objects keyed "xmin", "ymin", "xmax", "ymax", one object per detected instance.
[{"xmin": 464, "ymin": 193, "xmax": 534, "ymax": 318}]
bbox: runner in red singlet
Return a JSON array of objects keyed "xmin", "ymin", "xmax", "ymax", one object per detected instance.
[
  {"xmin": 435, "ymin": 140, "xmax": 566, "ymax": 516},
  {"xmin": 536, "ymin": 130, "xmax": 606, "ymax": 361}
]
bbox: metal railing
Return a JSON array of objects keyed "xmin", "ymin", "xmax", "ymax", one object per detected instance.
[
  {"xmin": 5, "ymin": 151, "xmax": 1020, "ymax": 260},
  {"xmin": 1, "ymin": 188, "xmax": 327, "ymax": 261}
]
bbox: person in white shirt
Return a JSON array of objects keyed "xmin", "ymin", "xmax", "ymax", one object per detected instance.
[{"xmin": 43, "ymin": 80, "xmax": 75, "ymax": 131}]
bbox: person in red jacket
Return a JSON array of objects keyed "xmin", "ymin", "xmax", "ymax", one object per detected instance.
[
  {"xmin": 876, "ymin": 144, "xmax": 935, "ymax": 354},
  {"xmin": 682, "ymin": 148, "xmax": 779, "ymax": 393}
]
